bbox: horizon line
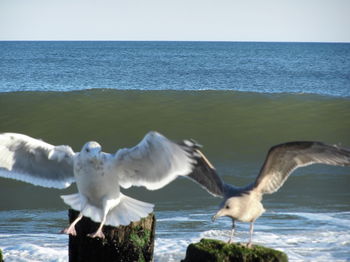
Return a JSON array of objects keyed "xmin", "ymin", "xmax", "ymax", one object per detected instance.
[{"xmin": 0, "ymin": 39, "xmax": 349, "ymax": 44}]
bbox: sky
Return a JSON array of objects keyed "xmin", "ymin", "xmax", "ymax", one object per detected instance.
[{"xmin": 0, "ymin": 0, "xmax": 349, "ymax": 42}]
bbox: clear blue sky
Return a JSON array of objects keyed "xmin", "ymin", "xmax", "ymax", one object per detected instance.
[{"xmin": 0, "ymin": 0, "xmax": 349, "ymax": 42}]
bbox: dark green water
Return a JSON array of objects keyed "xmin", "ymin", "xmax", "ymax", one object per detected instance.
[
  {"xmin": 1, "ymin": 90, "xmax": 349, "ymax": 210},
  {"xmin": 1, "ymin": 90, "xmax": 349, "ymax": 150}
]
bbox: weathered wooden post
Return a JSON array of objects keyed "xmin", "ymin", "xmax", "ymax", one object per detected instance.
[{"xmin": 68, "ymin": 209, "xmax": 156, "ymax": 262}]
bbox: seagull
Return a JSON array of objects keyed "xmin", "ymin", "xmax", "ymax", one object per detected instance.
[
  {"xmin": 0, "ymin": 131, "xmax": 223, "ymax": 239},
  {"xmin": 198, "ymin": 141, "xmax": 350, "ymax": 247}
]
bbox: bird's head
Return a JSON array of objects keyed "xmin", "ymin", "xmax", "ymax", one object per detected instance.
[
  {"xmin": 212, "ymin": 197, "xmax": 239, "ymax": 222},
  {"xmin": 81, "ymin": 141, "xmax": 102, "ymax": 163}
]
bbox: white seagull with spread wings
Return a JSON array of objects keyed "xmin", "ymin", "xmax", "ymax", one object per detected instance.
[{"xmin": 0, "ymin": 131, "xmax": 223, "ymax": 239}]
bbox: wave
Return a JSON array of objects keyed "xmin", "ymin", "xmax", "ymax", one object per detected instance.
[
  {"xmin": 279, "ymin": 212, "xmax": 350, "ymax": 228},
  {"xmin": 1, "ymin": 90, "xmax": 349, "ymax": 151},
  {"xmin": 1, "ymin": 89, "xmax": 349, "ymax": 208},
  {"xmin": 0, "ymin": 233, "xmax": 68, "ymax": 262},
  {"xmin": 1, "ymin": 87, "xmax": 349, "ymax": 98}
]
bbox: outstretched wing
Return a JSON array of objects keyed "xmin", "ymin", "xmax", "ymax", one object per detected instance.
[
  {"xmin": 0, "ymin": 133, "xmax": 76, "ymax": 189},
  {"xmin": 254, "ymin": 141, "xmax": 350, "ymax": 194},
  {"xmin": 113, "ymin": 131, "xmax": 224, "ymax": 195},
  {"xmin": 186, "ymin": 149, "xmax": 225, "ymax": 197}
]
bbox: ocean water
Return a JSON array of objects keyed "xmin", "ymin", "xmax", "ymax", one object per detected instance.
[
  {"xmin": 0, "ymin": 41, "xmax": 350, "ymax": 96},
  {"xmin": 0, "ymin": 42, "xmax": 350, "ymax": 261}
]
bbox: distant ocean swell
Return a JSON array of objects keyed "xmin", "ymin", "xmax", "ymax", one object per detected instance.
[
  {"xmin": 0, "ymin": 41, "xmax": 349, "ymax": 97},
  {"xmin": 0, "ymin": 90, "xmax": 349, "ymax": 157}
]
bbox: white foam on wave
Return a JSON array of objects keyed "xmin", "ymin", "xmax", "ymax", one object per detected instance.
[
  {"xmin": 155, "ymin": 237, "xmax": 198, "ymax": 262},
  {"xmin": 256, "ymin": 230, "xmax": 350, "ymax": 261},
  {"xmin": 279, "ymin": 211, "xmax": 350, "ymax": 228},
  {"xmin": 0, "ymin": 234, "xmax": 68, "ymax": 262},
  {"xmin": 157, "ymin": 216, "xmax": 192, "ymax": 222},
  {"xmin": 4, "ymin": 243, "xmax": 67, "ymax": 262}
]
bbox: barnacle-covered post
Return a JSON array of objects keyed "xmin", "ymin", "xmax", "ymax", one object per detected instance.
[{"xmin": 68, "ymin": 209, "xmax": 156, "ymax": 262}]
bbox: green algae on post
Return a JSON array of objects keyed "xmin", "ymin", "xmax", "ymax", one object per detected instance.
[{"xmin": 182, "ymin": 238, "xmax": 288, "ymax": 262}]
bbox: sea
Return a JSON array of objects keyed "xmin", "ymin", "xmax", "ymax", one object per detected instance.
[{"xmin": 0, "ymin": 41, "xmax": 349, "ymax": 262}]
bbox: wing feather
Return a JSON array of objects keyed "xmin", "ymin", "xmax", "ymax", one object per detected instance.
[
  {"xmin": 113, "ymin": 131, "xmax": 202, "ymax": 190},
  {"xmin": 0, "ymin": 133, "xmax": 75, "ymax": 189},
  {"xmin": 254, "ymin": 141, "xmax": 350, "ymax": 194},
  {"xmin": 186, "ymin": 149, "xmax": 225, "ymax": 197}
]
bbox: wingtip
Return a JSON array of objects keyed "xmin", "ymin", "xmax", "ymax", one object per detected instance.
[{"xmin": 181, "ymin": 139, "xmax": 202, "ymax": 150}]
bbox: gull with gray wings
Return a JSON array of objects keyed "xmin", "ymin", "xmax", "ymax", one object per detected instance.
[{"xmin": 194, "ymin": 141, "xmax": 350, "ymax": 247}]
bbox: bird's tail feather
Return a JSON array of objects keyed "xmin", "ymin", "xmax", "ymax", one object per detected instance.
[
  {"xmin": 61, "ymin": 193, "xmax": 154, "ymax": 227},
  {"xmin": 61, "ymin": 193, "xmax": 103, "ymax": 222},
  {"xmin": 61, "ymin": 193, "xmax": 82, "ymax": 212},
  {"xmin": 105, "ymin": 194, "xmax": 154, "ymax": 226}
]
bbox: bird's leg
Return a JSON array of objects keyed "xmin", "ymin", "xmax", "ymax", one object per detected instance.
[
  {"xmin": 246, "ymin": 222, "xmax": 254, "ymax": 248},
  {"xmin": 61, "ymin": 213, "xmax": 83, "ymax": 236},
  {"xmin": 87, "ymin": 216, "xmax": 106, "ymax": 239},
  {"xmin": 87, "ymin": 197, "xmax": 115, "ymax": 239},
  {"xmin": 228, "ymin": 219, "xmax": 236, "ymax": 243},
  {"xmin": 61, "ymin": 196, "xmax": 88, "ymax": 236}
]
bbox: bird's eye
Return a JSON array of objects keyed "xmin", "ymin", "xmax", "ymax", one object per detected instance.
[
  {"xmin": 226, "ymin": 205, "xmax": 230, "ymax": 209},
  {"xmin": 86, "ymin": 148, "xmax": 90, "ymax": 153}
]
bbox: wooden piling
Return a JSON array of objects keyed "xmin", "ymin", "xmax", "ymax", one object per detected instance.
[{"xmin": 68, "ymin": 209, "xmax": 156, "ymax": 262}]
